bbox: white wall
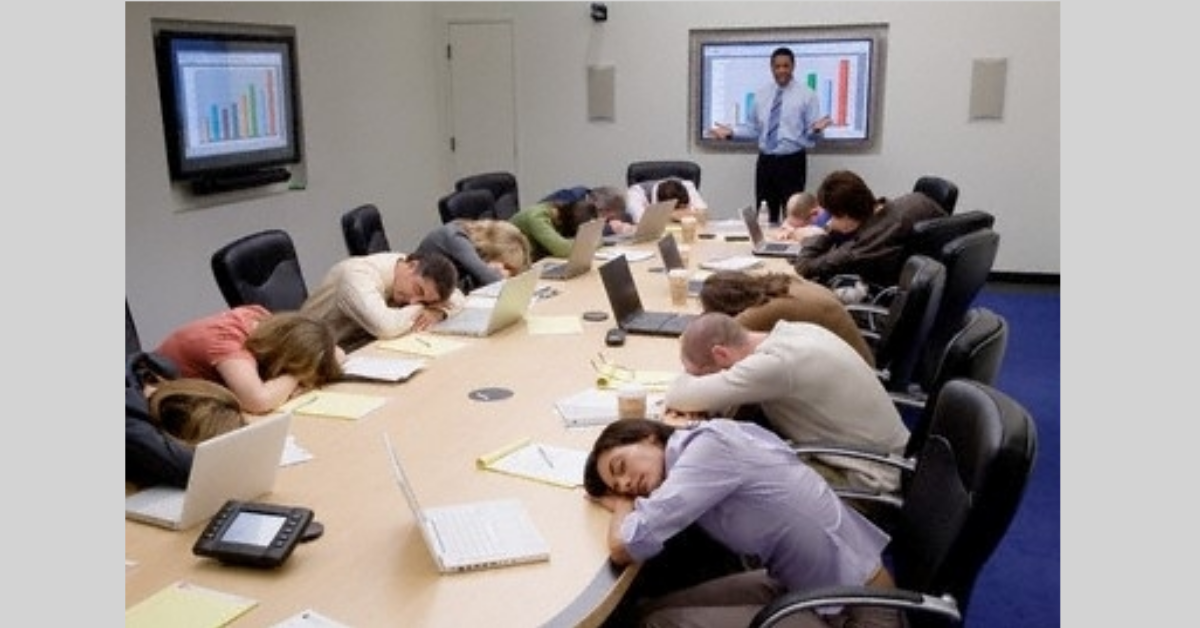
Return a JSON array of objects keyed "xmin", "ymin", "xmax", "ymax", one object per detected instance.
[{"xmin": 126, "ymin": 2, "xmax": 1059, "ymax": 346}]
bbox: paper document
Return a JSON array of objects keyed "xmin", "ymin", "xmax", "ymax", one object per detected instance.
[
  {"xmin": 477, "ymin": 438, "xmax": 588, "ymax": 488},
  {"xmin": 376, "ymin": 334, "xmax": 465, "ymax": 357},
  {"xmin": 126, "ymin": 581, "xmax": 257, "ymax": 628},
  {"xmin": 555, "ymin": 387, "xmax": 666, "ymax": 427},
  {"xmin": 525, "ymin": 315, "xmax": 584, "ymax": 335},
  {"xmin": 281, "ymin": 390, "xmax": 386, "ymax": 421},
  {"xmin": 700, "ymin": 255, "xmax": 763, "ymax": 272},
  {"xmin": 342, "ymin": 355, "xmax": 427, "ymax": 382},
  {"xmin": 595, "ymin": 248, "xmax": 655, "ymax": 263},
  {"xmin": 271, "ymin": 609, "xmax": 352, "ymax": 628}
]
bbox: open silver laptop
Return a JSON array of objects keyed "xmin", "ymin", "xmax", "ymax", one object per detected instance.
[
  {"xmin": 541, "ymin": 218, "xmax": 604, "ymax": 280},
  {"xmin": 741, "ymin": 204, "xmax": 803, "ymax": 257},
  {"xmin": 125, "ymin": 412, "xmax": 292, "ymax": 531},
  {"xmin": 429, "ymin": 267, "xmax": 539, "ymax": 337},
  {"xmin": 382, "ymin": 433, "xmax": 550, "ymax": 573},
  {"xmin": 602, "ymin": 199, "xmax": 675, "ymax": 245}
]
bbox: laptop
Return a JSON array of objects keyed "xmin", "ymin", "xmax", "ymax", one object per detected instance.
[
  {"xmin": 602, "ymin": 199, "xmax": 675, "ymax": 245},
  {"xmin": 741, "ymin": 204, "xmax": 803, "ymax": 257},
  {"xmin": 382, "ymin": 433, "xmax": 550, "ymax": 573},
  {"xmin": 598, "ymin": 254, "xmax": 697, "ymax": 337},
  {"xmin": 125, "ymin": 412, "xmax": 292, "ymax": 531},
  {"xmin": 541, "ymin": 218, "xmax": 604, "ymax": 280},
  {"xmin": 430, "ymin": 267, "xmax": 539, "ymax": 337},
  {"xmin": 655, "ymin": 235, "xmax": 706, "ymax": 297}
]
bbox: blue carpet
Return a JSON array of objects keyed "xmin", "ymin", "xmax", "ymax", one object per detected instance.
[{"xmin": 965, "ymin": 284, "xmax": 1060, "ymax": 627}]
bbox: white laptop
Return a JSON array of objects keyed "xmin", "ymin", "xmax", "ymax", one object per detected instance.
[
  {"xmin": 602, "ymin": 199, "xmax": 675, "ymax": 245},
  {"xmin": 429, "ymin": 267, "xmax": 539, "ymax": 337},
  {"xmin": 125, "ymin": 412, "xmax": 292, "ymax": 531},
  {"xmin": 741, "ymin": 204, "xmax": 803, "ymax": 257},
  {"xmin": 541, "ymin": 218, "xmax": 604, "ymax": 280},
  {"xmin": 382, "ymin": 433, "xmax": 550, "ymax": 573}
]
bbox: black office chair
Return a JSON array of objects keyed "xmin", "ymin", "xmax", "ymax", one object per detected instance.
[
  {"xmin": 455, "ymin": 171, "xmax": 520, "ymax": 220},
  {"xmin": 914, "ymin": 229, "xmax": 1001, "ymax": 393},
  {"xmin": 912, "ymin": 175, "xmax": 960, "ymax": 215},
  {"xmin": 908, "ymin": 210, "xmax": 995, "ymax": 261},
  {"xmin": 210, "ymin": 229, "xmax": 309, "ymax": 312},
  {"xmin": 126, "ymin": 298, "xmax": 142, "ymax": 357},
  {"xmin": 341, "ymin": 203, "xmax": 391, "ymax": 256},
  {"xmin": 759, "ymin": 379, "xmax": 1038, "ymax": 628},
  {"xmin": 849, "ymin": 255, "xmax": 946, "ymax": 394},
  {"xmin": 626, "ymin": 160, "xmax": 701, "ymax": 189},
  {"xmin": 896, "ymin": 307, "xmax": 1008, "ymax": 453},
  {"xmin": 438, "ymin": 188, "xmax": 498, "ymax": 223}
]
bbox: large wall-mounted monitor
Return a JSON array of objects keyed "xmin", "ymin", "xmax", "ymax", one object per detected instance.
[
  {"xmin": 689, "ymin": 24, "xmax": 887, "ymax": 153},
  {"xmin": 153, "ymin": 19, "xmax": 304, "ymax": 193}
]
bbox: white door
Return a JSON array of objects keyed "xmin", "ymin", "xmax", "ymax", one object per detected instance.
[{"xmin": 448, "ymin": 20, "xmax": 517, "ymax": 181}]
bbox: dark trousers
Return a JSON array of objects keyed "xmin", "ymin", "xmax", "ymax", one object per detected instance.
[{"xmin": 755, "ymin": 150, "xmax": 808, "ymax": 224}]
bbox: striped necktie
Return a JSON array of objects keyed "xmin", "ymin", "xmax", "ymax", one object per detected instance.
[{"xmin": 764, "ymin": 88, "xmax": 784, "ymax": 152}]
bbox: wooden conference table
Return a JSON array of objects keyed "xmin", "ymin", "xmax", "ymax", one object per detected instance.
[{"xmin": 125, "ymin": 225, "xmax": 789, "ymax": 627}]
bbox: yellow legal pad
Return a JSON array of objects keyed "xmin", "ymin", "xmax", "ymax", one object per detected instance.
[
  {"xmin": 281, "ymin": 390, "xmax": 386, "ymax": 421},
  {"xmin": 126, "ymin": 581, "xmax": 257, "ymax": 628}
]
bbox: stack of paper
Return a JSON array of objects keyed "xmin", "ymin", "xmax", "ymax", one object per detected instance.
[
  {"xmin": 700, "ymin": 255, "xmax": 763, "ymax": 272},
  {"xmin": 555, "ymin": 388, "xmax": 666, "ymax": 427},
  {"xmin": 341, "ymin": 355, "xmax": 426, "ymax": 382}
]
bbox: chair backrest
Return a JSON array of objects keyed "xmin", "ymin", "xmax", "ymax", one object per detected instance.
[
  {"xmin": 455, "ymin": 171, "xmax": 519, "ymax": 220},
  {"xmin": 626, "ymin": 160, "xmax": 701, "ymax": 189},
  {"xmin": 872, "ymin": 255, "xmax": 946, "ymax": 392},
  {"xmin": 904, "ymin": 307, "xmax": 1009, "ymax": 457},
  {"xmin": 894, "ymin": 379, "xmax": 1037, "ymax": 625},
  {"xmin": 908, "ymin": 210, "xmax": 995, "ymax": 260},
  {"xmin": 438, "ymin": 188, "xmax": 498, "ymax": 223},
  {"xmin": 916, "ymin": 228, "xmax": 1000, "ymax": 386},
  {"xmin": 341, "ymin": 203, "xmax": 391, "ymax": 256},
  {"xmin": 126, "ymin": 298, "xmax": 142, "ymax": 357},
  {"xmin": 912, "ymin": 175, "xmax": 960, "ymax": 215},
  {"xmin": 210, "ymin": 229, "xmax": 309, "ymax": 312}
]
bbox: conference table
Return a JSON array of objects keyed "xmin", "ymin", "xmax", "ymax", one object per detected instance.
[{"xmin": 125, "ymin": 223, "xmax": 788, "ymax": 627}]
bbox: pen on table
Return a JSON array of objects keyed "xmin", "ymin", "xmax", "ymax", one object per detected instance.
[
  {"xmin": 415, "ymin": 336, "xmax": 432, "ymax": 347},
  {"xmin": 536, "ymin": 445, "xmax": 555, "ymax": 469}
]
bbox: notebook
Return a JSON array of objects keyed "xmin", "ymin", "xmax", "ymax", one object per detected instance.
[
  {"xmin": 429, "ymin": 267, "xmax": 538, "ymax": 337},
  {"xmin": 125, "ymin": 412, "xmax": 292, "ymax": 531},
  {"xmin": 602, "ymin": 199, "xmax": 675, "ymax": 245},
  {"xmin": 541, "ymin": 218, "xmax": 604, "ymax": 280},
  {"xmin": 382, "ymin": 433, "xmax": 550, "ymax": 573},
  {"xmin": 742, "ymin": 204, "xmax": 803, "ymax": 257},
  {"xmin": 655, "ymin": 235, "xmax": 707, "ymax": 297},
  {"xmin": 598, "ymin": 254, "xmax": 697, "ymax": 337}
]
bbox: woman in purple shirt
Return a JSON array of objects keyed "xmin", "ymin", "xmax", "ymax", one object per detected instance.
[{"xmin": 584, "ymin": 418, "xmax": 900, "ymax": 628}]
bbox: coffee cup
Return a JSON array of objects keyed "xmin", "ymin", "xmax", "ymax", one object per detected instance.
[
  {"xmin": 668, "ymin": 269, "xmax": 689, "ymax": 306},
  {"xmin": 680, "ymin": 216, "xmax": 698, "ymax": 243},
  {"xmin": 617, "ymin": 384, "xmax": 648, "ymax": 420}
]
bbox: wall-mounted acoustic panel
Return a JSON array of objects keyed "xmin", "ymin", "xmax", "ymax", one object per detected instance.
[
  {"xmin": 587, "ymin": 65, "xmax": 615, "ymax": 121},
  {"xmin": 969, "ymin": 58, "xmax": 1007, "ymax": 120}
]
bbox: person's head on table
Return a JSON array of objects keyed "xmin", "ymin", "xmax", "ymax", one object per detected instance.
[
  {"xmin": 588, "ymin": 185, "xmax": 634, "ymax": 234},
  {"xmin": 459, "ymin": 219, "xmax": 532, "ymax": 278},
  {"xmin": 146, "ymin": 378, "xmax": 247, "ymax": 445},
  {"xmin": 699, "ymin": 271, "xmax": 790, "ymax": 315},
  {"xmin": 392, "ymin": 251, "xmax": 459, "ymax": 306},
  {"xmin": 816, "ymin": 169, "xmax": 879, "ymax": 237},
  {"xmin": 677, "ymin": 311, "xmax": 764, "ymax": 377},
  {"xmin": 655, "ymin": 178, "xmax": 701, "ymax": 222}
]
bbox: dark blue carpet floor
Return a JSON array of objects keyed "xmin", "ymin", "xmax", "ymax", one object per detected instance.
[{"xmin": 964, "ymin": 283, "xmax": 1060, "ymax": 627}]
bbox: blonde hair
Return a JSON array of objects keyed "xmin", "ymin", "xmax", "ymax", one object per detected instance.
[
  {"xmin": 148, "ymin": 379, "xmax": 246, "ymax": 445},
  {"xmin": 785, "ymin": 191, "xmax": 819, "ymax": 222},
  {"xmin": 462, "ymin": 219, "xmax": 532, "ymax": 275},
  {"xmin": 245, "ymin": 313, "xmax": 343, "ymax": 389}
]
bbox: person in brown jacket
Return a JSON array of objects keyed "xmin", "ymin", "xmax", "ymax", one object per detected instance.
[
  {"xmin": 793, "ymin": 169, "xmax": 946, "ymax": 294},
  {"xmin": 698, "ymin": 270, "xmax": 875, "ymax": 367}
]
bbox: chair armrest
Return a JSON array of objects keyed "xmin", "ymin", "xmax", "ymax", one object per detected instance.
[
  {"xmin": 846, "ymin": 303, "xmax": 889, "ymax": 333},
  {"xmin": 750, "ymin": 586, "xmax": 962, "ymax": 628},
  {"xmin": 791, "ymin": 443, "xmax": 916, "ymax": 474}
]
